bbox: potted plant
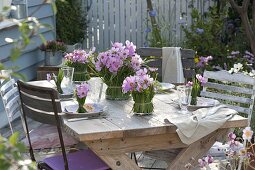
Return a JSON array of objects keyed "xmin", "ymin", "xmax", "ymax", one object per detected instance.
[
  {"xmin": 39, "ymin": 40, "xmax": 66, "ymax": 66},
  {"xmin": 55, "ymin": 0, "xmax": 87, "ymax": 51},
  {"xmin": 94, "ymin": 41, "xmax": 143, "ymax": 100},
  {"xmin": 64, "ymin": 48, "xmax": 95, "ymax": 81}
]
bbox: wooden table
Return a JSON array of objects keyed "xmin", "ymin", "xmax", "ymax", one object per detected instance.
[{"xmin": 61, "ymin": 85, "xmax": 248, "ymax": 170}]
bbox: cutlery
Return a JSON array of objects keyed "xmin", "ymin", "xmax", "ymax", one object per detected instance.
[{"xmin": 67, "ymin": 116, "xmax": 107, "ymax": 122}]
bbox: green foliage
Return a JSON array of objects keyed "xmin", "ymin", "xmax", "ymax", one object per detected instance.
[
  {"xmin": 0, "ymin": 133, "xmax": 36, "ymax": 170},
  {"xmin": 56, "ymin": 0, "xmax": 87, "ymax": 44},
  {"xmin": 55, "ymin": 69, "xmax": 64, "ymax": 94},
  {"xmin": 182, "ymin": 4, "xmax": 249, "ymax": 69}
]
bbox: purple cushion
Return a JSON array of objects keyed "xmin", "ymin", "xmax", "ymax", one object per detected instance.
[
  {"xmin": 43, "ymin": 149, "xmax": 109, "ymax": 170},
  {"xmin": 22, "ymin": 124, "xmax": 78, "ymax": 149}
]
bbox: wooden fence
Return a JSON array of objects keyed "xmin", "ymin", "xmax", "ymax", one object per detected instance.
[{"xmin": 82, "ymin": 0, "xmax": 213, "ymax": 51}]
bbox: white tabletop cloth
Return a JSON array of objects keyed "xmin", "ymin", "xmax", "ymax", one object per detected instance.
[
  {"xmin": 164, "ymin": 105, "xmax": 237, "ymax": 145},
  {"xmin": 162, "ymin": 47, "xmax": 185, "ymax": 83}
]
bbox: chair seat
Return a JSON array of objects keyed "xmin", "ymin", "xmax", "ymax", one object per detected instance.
[
  {"xmin": 22, "ymin": 124, "xmax": 78, "ymax": 150},
  {"xmin": 43, "ymin": 149, "xmax": 109, "ymax": 170}
]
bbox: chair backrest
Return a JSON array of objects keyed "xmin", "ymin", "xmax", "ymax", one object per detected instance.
[
  {"xmin": 136, "ymin": 47, "xmax": 195, "ymax": 81},
  {"xmin": 37, "ymin": 66, "xmax": 60, "ymax": 80},
  {"xmin": 0, "ymin": 78, "xmax": 22, "ymax": 134},
  {"xmin": 17, "ymin": 80, "xmax": 69, "ymax": 169},
  {"xmin": 200, "ymin": 70, "xmax": 255, "ymax": 126}
]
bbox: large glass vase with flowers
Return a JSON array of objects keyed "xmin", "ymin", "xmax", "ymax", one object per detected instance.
[
  {"xmin": 122, "ymin": 68, "xmax": 155, "ymax": 115},
  {"xmin": 64, "ymin": 48, "xmax": 95, "ymax": 82},
  {"xmin": 95, "ymin": 41, "xmax": 143, "ymax": 100},
  {"xmin": 75, "ymin": 82, "xmax": 90, "ymax": 113}
]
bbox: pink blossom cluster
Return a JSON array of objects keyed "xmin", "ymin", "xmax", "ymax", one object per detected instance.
[
  {"xmin": 64, "ymin": 48, "xmax": 95, "ymax": 64},
  {"xmin": 122, "ymin": 68, "xmax": 154, "ymax": 93},
  {"xmin": 95, "ymin": 41, "xmax": 142, "ymax": 74},
  {"xmin": 198, "ymin": 155, "xmax": 213, "ymax": 168},
  {"xmin": 76, "ymin": 82, "xmax": 90, "ymax": 98},
  {"xmin": 196, "ymin": 74, "xmax": 207, "ymax": 85}
]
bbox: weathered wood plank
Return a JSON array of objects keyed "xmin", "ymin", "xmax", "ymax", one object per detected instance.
[
  {"xmin": 204, "ymin": 82, "xmax": 254, "ymax": 95},
  {"xmin": 203, "ymin": 70, "xmax": 255, "ymax": 85},
  {"xmin": 200, "ymin": 91, "xmax": 252, "ymax": 104}
]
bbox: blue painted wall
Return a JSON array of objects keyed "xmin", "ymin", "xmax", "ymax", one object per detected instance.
[{"xmin": 0, "ymin": 0, "xmax": 55, "ymax": 128}]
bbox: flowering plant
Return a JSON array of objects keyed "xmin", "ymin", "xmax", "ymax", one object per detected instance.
[
  {"xmin": 39, "ymin": 40, "xmax": 66, "ymax": 53},
  {"xmin": 95, "ymin": 41, "xmax": 143, "ymax": 100},
  {"xmin": 187, "ymin": 74, "xmax": 207, "ymax": 105},
  {"xmin": 75, "ymin": 82, "xmax": 90, "ymax": 113},
  {"xmin": 46, "ymin": 69, "xmax": 64, "ymax": 94},
  {"xmin": 64, "ymin": 48, "xmax": 95, "ymax": 81},
  {"xmin": 185, "ymin": 126, "xmax": 255, "ymax": 169},
  {"xmin": 122, "ymin": 68, "xmax": 155, "ymax": 114}
]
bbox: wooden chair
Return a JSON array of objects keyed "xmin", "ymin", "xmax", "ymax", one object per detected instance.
[
  {"xmin": 17, "ymin": 80, "xmax": 109, "ymax": 170},
  {"xmin": 201, "ymin": 70, "xmax": 255, "ymax": 157},
  {"xmin": 201, "ymin": 70, "xmax": 255, "ymax": 125},
  {"xmin": 136, "ymin": 47, "xmax": 196, "ymax": 82},
  {"xmin": 37, "ymin": 66, "xmax": 60, "ymax": 80}
]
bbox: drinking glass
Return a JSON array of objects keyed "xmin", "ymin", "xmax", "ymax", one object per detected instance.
[
  {"xmin": 60, "ymin": 67, "xmax": 74, "ymax": 94},
  {"xmin": 177, "ymin": 85, "xmax": 192, "ymax": 114},
  {"xmin": 87, "ymin": 77, "xmax": 104, "ymax": 104}
]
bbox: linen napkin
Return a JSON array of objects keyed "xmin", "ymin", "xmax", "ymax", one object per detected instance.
[
  {"xmin": 162, "ymin": 47, "xmax": 185, "ymax": 83},
  {"xmin": 164, "ymin": 105, "xmax": 237, "ymax": 145}
]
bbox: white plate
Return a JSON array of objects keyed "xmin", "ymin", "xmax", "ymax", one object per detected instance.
[
  {"xmin": 65, "ymin": 103, "xmax": 104, "ymax": 117},
  {"xmin": 158, "ymin": 83, "xmax": 175, "ymax": 91},
  {"xmin": 188, "ymin": 97, "xmax": 220, "ymax": 109},
  {"xmin": 173, "ymin": 97, "xmax": 220, "ymax": 109}
]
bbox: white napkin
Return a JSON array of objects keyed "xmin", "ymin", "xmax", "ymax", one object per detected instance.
[
  {"xmin": 164, "ymin": 105, "xmax": 237, "ymax": 145},
  {"xmin": 162, "ymin": 47, "xmax": 185, "ymax": 83}
]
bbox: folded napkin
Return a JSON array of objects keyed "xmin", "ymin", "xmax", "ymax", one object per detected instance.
[
  {"xmin": 164, "ymin": 105, "xmax": 237, "ymax": 145},
  {"xmin": 162, "ymin": 47, "xmax": 185, "ymax": 83}
]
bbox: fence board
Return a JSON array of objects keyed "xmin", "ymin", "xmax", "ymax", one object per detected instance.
[{"xmin": 82, "ymin": 0, "xmax": 212, "ymax": 51}]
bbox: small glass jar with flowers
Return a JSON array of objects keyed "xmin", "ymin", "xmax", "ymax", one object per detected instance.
[
  {"xmin": 46, "ymin": 69, "xmax": 64, "ymax": 94},
  {"xmin": 39, "ymin": 40, "xmax": 66, "ymax": 66},
  {"xmin": 75, "ymin": 82, "xmax": 90, "ymax": 113},
  {"xmin": 122, "ymin": 68, "xmax": 155, "ymax": 115},
  {"xmin": 95, "ymin": 41, "xmax": 143, "ymax": 100},
  {"xmin": 64, "ymin": 48, "xmax": 95, "ymax": 82},
  {"xmin": 187, "ymin": 74, "xmax": 207, "ymax": 105}
]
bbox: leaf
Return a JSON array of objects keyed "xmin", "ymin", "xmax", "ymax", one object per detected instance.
[
  {"xmin": 51, "ymin": 2, "xmax": 57, "ymax": 15},
  {"xmin": 8, "ymin": 133, "xmax": 19, "ymax": 146},
  {"xmin": 11, "ymin": 72, "xmax": 26, "ymax": 81},
  {"xmin": 38, "ymin": 34, "xmax": 47, "ymax": 44},
  {"xmin": 10, "ymin": 48, "xmax": 21, "ymax": 61}
]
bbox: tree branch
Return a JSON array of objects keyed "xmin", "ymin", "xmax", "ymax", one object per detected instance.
[
  {"xmin": 243, "ymin": 0, "xmax": 250, "ymax": 12},
  {"xmin": 228, "ymin": 0, "xmax": 242, "ymax": 14}
]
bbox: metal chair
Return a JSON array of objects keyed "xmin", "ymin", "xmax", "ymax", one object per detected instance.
[
  {"xmin": 17, "ymin": 80, "xmax": 109, "ymax": 170},
  {"xmin": 0, "ymin": 78, "xmax": 26, "ymax": 134}
]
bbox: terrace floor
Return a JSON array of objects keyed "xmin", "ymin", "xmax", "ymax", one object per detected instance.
[{"xmin": 0, "ymin": 117, "xmax": 223, "ymax": 170}]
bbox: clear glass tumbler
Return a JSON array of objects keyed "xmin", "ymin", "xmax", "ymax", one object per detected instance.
[
  {"xmin": 60, "ymin": 67, "xmax": 74, "ymax": 94},
  {"xmin": 177, "ymin": 85, "xmax": 192, "ymax": 114}
]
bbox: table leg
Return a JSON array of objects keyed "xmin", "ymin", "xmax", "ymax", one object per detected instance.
[
  {"xmin": 167, "ymin": 129, "xmax": 228, "ymax": 170},
  {"xmin": 95, "ymin": 153, "xmax": 141, "ymax": 170}
]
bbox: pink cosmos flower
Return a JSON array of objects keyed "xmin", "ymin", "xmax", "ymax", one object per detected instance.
[
  {"xmin": 186, "ymin": 81, "xmax": 193, "ymax": 87},
  {"xmin": 196, "ymin": 74, "xmax": 207, "ymax": 85},
  {"xmin": 228, "ymin": 132, "xmax": 236, "ymax": 141},
  {"xmin": 76, "ymin": 82, "xmax": 90, "ymax": 99}
]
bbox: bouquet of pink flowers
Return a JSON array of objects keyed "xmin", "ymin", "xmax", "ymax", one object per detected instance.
[
  {"xmin": 64, "ymin": 48, "xmax": 95, "ymax": 81},
  {"xmin": 122, "ymin": 68, "xmax": 155, "ymax": 114},
  {"xmin": 95, "ymin": 41, "xmax": 143, "ymax": 100},
  {"xmin": 75, "ymin": 82, "xmax": 90, "ymax": 113}
]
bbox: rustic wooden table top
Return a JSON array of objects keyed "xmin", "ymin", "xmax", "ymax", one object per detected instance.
[{"xmin": 29, "ymin": 79, "xmax": 248, "ymax": 170}]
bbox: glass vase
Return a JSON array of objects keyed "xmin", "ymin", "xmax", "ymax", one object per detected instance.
[
  {"xmin": 76, "ymin": 97, "xmax": 86, "ymax": 113},
  {"xmin": 105, "ymin": 86, "xmax": 130, "ymax": 100},
  {"xmin": 65, "ymin": 62, "xmax": 90, "ymax": 81},
  {"xmin": 132, "ymin": 88, "xmax": 155, "ymax": 115},
  {"xmin": 190, "ymin": 79, "xmax": 200, "ymax": 105}
]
